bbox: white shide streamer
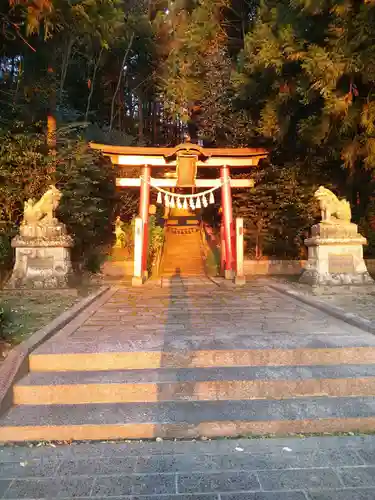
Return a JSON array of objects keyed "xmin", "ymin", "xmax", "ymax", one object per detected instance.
[{"xmin": 141, "ymin": 176, "xmax": 229, "ymax": 208}]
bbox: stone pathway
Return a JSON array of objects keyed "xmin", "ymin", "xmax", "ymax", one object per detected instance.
[
  {"xmin": 3, "ymin": 277, "xmax": 375, "ymax": 441},
  {"xmin": 1, "ymin": 435, "xmax": 375, "ymax": 499},
  {"xmin": 32, "ymin": 278, "xmax": 375, "ymax": 354}
]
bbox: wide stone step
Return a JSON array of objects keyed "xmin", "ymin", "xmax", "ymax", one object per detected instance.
[
  {"xmin": 28, "ymin": 347, "xmax": 375, "ymax": 372},
  {"xmin": 13, "ymin": 365, "xmax": 375, "ymax": 405},
  {"xmin": 2, "ymin": 397, "xmax": 375, "ymax": 441}
]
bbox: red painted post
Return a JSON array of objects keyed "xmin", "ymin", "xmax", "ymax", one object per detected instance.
[
  {"xmin": 140, "ymin": 165, "xmax": 151, "ymax": 279},
  {"xmin": 221, "ymin": 165, "xmax": 234, "ymax": 279}
]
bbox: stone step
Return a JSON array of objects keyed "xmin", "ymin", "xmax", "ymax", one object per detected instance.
[
  {"xmin": 2, "ymin": 396, "xmax": 375, "ymax": 441},
  {"xmin": 13, "ymin": 365, "xmax": 375, "ymax": 405},
  {"xmin": 162, "ymin": 270, "xmax": 206, "ymax": 276},
  {"xmin": 28, "ymin": 347, "xmax": 375, "ymax": 372},
  {"xmin": 162, "ymin": 263, "xmax": 204, "ymax": 267},
  {"xmin": 162, "ymin": 230, "xmax": 205, "ymax": 277}
]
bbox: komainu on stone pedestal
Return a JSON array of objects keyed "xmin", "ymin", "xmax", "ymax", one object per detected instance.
[
  {"xmin": 300, "ymin": 186, "xmax": 374, "ymax": 286},
  {"xmin": 7, "ymin": 186, "xmax": 73, "ymax": 289}
]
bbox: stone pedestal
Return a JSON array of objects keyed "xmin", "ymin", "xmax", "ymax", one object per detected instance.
[
  {"xmin": 7, "ymin": 219, "xmax": 73, "ymax": 289},
  {"xmin": 300, "ymin": 222, "xmax": 373, "ymax": 286}
]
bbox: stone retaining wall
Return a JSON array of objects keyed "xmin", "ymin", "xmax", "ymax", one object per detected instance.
[
  {"xmin": 101, "ymin": 258, "xmax": 375, "ymax": 277},
  {"xmin": 244, "ymin": 258, "xmax": 375, "ymax": 276}
]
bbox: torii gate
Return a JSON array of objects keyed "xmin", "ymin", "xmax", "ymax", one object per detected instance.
[{"xmin": 90, "ymin": 142, "xmax": 268, "ymax": 284}]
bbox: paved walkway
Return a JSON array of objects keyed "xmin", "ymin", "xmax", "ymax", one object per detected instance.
[
  {"xmin": 1, "ymin": 435, "xmax": 375, "ymax": 499},
  {"xmin": 33, "ymin": 277, "xmax": 375, "ymax": 355}
]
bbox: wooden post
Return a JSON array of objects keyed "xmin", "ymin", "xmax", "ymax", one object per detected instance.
[
  {"xmin": 132, "ymin": 216, "xmax": 144, "ymax": 286},
  {"xmin": 235, "ymin": 217, "xmax": 245, "ymax": 285},
  {"xmin": 140, "ymin": 165, "xmax": 151, "ymax": 279},
  {"xmin": 221, "ymin": 165, "xmax": 234, "ymax": 279}
]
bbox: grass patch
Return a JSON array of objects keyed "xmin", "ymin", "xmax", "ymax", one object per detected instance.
[{"xmin": 0, "ymin": 290, "xmax": 81, "ymax": 349}]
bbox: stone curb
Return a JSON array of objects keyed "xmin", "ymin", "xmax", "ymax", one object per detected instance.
[
  {"xmin": 0, "ymin": 285, "xmax": 110, "ymax": 416},
  {"xmin": 269, "ymin": 282, "xmax": 375, "ymax": 335}
]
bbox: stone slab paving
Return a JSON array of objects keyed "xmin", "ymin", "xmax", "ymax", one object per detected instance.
[
  {"xmin": 2, "ymin": 436, "xmax": 375, "ymax": 499},
  {"xmin": 33, "ymin": 279, "xmax": 375, "ymax": 356},
  {"xmin": 275, "ymin": 277, "xmax": 375, "ymax": 324}
]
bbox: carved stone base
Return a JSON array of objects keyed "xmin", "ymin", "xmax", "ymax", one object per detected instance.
[
  {"xmin": 300, "ymin": 269, "xmax": 374, "ymax": 286},
  {"xmin": 6, "ymin": 221, "xmax": 73, "ymax": 289},
  {"xmin": 299, "ymin": 222, "xmax": 374, "ymax": 287}
]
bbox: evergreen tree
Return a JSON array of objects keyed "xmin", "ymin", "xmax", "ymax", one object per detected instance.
[
  {"xmin": 154, "ymin": 0, "xmax": 248, "ymax": 144},
  {"xmin": 236, "ymin": 0, "xmax": 375, "ymax": 169}
]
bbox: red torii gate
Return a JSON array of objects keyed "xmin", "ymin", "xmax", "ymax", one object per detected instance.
[{"xmin": 90, "ymin": 142, "xmax": 268, "ymax": 283}]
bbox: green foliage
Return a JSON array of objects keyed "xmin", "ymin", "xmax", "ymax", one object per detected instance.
[
  {"xmin": 56, "ymin": 140, "xmax": 117, "ymax": 271},
  {"xmin": 0, "ymin": 224, "xmax": 16, "ymax": 274},
  {"xmin": 2, "ymin": 0, "xmax": 375, "ymax": 262},
  {"xmin": 155, "ymin": 0, "xmax": 244, "ymax": 144},
  {"xmin": 116, "ymin": 218, "xmax": 136, "ymax": 256},
  {"xmin": 0, "ymin": 125, "xmax": 52, "ymax": 223},
  {"xmin": 0, "ymin": 304, "xmax": 11, "ymax": 342},
  {"xmin": 148, "ymin": 215, "xmax": 165, "ymax": 274},
  {"xmin": 233, "ymin": 162, "xmax": 321, "ymax": 258},
  {"xmin": 236, "ymin": 0, "xmax": 375, "ymax": 169},
  {"xmin": 1, "ymin": 0, "xmax": 154, "ymax": 141},
  {"xmin": 110, "ymin": 215, "xmax": 164, "ymax": 272},
  {"xmin": 359, "ymin": 197, "xmax": 375, "ymax": 258},
  {"xmin": 0, "ymin": 125, "xmax": 53, "ymax": 271}
]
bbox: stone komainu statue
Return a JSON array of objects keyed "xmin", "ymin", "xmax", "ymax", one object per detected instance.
[
  {"xmin": 23, "ymin": 185, "xmax": 62, "ymax": 225},
  {"xmin": 314, "ymin": 186, "xmax": 351, "ymax": 223},
  {"xmin": 114, "ymin": 216, "xmax": 126, "ymax": 247}
]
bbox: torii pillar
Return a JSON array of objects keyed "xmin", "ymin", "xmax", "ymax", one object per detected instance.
[
  {"xmin": 221, "ymin": 165, "xmax": 235, "ymax": 279},
  {"xmin": 140, "ymin": 165, "xmax": 151, "ymax": 279}
]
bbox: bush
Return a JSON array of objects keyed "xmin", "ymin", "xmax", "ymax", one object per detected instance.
[
  {"xmin": 56, "ymin": 140, "xmax": 118, "ymax": 272},
  {"xmin": 0, "ymin": 232, "xmax": 13, "ymax": 268},
  {"xmin": 359, "ymin": 198, "xmax": 375, "ymax": 258},
  {"xmin": 0, "ymin": 223, "xmax": 17, "ymax": 282},
  {"xmin": 115, "ymin": 219, "xmax": 136, "ymax": 257},
  {"xmin": 148, "ymin": 215, "xmax": 165, "ymax": 274}
]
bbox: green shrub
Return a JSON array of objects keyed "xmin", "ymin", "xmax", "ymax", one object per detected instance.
[
  {"xmin": 116, "ymin": 219, "xmax": 136, "ymax": 255},
  {"xmin": 148, "ymin": 215, "xmax": 165, "ymax": 274},
  {"xmin": 0, "ymin": 305, "xmax": 11, "ymax": 341},
  {"xmin": 56, "ymin": 140, "xmax": 117, "ymax": 272},
  {"xmin": 0, "ymin": 233, "xmax": 12, "ymax": 268}
]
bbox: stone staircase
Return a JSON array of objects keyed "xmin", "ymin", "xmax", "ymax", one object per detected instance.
[
  {"xmin": 2, "ymin": 285, "xmax": 375, "ymax": 442},
  {"xmin": 161, "ymin": 228, "xmax": 205, "ymax": 276}
]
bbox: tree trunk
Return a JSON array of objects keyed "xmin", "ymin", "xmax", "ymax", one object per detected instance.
[
  {"xmin": 138, "ymin": 95, "xmax": 144, "ymax": 142},
  {"xmin": 59, "ymin": 36, "xmax": 75, "ymax": 106},
  {"xmin": 85, "ymin": 47, "xmax": 103, "ymax": 123},
  {"xmin": 109, "ymin": 33, "xmax": 134, "ymax": 133},
  {"xmin": 153, "ymin": 100, "xmax": 158, "ymax": 145}
]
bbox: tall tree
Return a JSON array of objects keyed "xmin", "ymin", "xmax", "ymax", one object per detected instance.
[{"xmin": 235, "ymin": 0, "xmax": 375, "ymax": 167}]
